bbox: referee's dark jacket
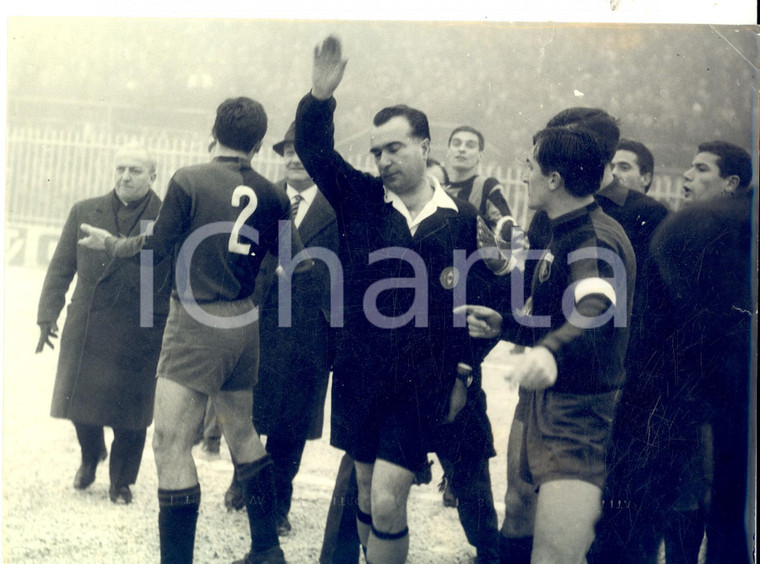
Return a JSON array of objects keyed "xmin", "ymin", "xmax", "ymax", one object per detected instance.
[{"xmin": 295, "ymin": 93, "xmax": 505, "ymax": 463}]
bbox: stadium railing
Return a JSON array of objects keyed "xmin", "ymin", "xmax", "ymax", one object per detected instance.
[{"xmin": 5, "ymin": 124, "xmax": 685, "ymax": 269}]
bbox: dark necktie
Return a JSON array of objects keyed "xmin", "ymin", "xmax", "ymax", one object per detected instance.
[{"xmin": 290, "ymin": 194, "xmax": 304, "ymax": 222}]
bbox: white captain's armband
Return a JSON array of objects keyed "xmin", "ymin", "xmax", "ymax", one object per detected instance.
[
  {"xmin": 573, "ymin": 277, "xmax": 617, "ymax": 306},
  {"xmin": 563, "ymin": 247, "xmax": 628, "ymax": 328}
]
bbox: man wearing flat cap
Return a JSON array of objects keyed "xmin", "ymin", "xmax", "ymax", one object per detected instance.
[{"xmin": 224, "ymin": 122, "xmax": 340, "ymax": 538}]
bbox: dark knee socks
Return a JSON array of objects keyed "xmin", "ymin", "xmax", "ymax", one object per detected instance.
[
  {"xmin": 158, "ymin": 484, "xmax": 201, "ymax": 564},
  {"xmin": 366, "ymin": 525, "xmax": 409, "ymax": 564},
  {"xmin": 356, "ymin": 508, "xmax": 372, "ymax": 550},
  {"xmin": 236, "ymin": 454, "xmax": 281, "ymax": 556}
]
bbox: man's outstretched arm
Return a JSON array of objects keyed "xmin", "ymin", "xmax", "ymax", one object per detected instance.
[
  {"xmin": 79, "ymin": 180, "xmax": 191, "ymax": 258},
  {"xmin": 295, "ymin": 35, "xmax": 383, "ymax": 212}
]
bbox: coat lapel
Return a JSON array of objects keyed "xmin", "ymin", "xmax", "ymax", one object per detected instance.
[
  {"xmin": 298, "ymin": 190, "xmax": 336, "ymax": 246},
  {"xmin": 89, "ymin": 192, "xmax": 122, "ymax": 284},
  {"xmin": 91, "ymin": 191, "xmax": 119, "ymax": 236},
  {"xmin": 123, "ymin": 191, "xmax": 161, "ymax": 237}
]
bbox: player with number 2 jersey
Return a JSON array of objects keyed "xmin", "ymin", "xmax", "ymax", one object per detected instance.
[
  {"xmin": 79, "ymin": 97, "xmax": 295, "ymax": 564},
  {"xmin": 110, "ymin": 154, "xmax": 291, "ymax": 303}
]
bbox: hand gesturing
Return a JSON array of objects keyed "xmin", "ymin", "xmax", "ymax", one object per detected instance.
[
  {"xmin": 476, "ymin": 216, "xmax": 505, "ymax": 273},
  {"xmin": 35, "ymin": 321, "xmax": 59, "ymax": 353},
  {"xmin": 78, "ymin": 223, "xmax": 111, "ymax": 250},
  {"xmin": 452, "ymin": 304, "xmax": 503, "ymax": 339}
]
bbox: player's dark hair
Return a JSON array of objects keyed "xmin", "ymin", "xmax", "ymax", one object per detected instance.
[
  {"xmin": 426, "ymin": 158, "xmax": 450, "ymax": 184},
  {"xmin": 212, "ymin": 97, "xmax": 268, "ymax": 153},
  {"xmin": 697, "ymin": 140, "xmax": 752, "ymax": 190},
  {"xmin": 546, "ymin": 107, "xmax": 620, "ymax": 165},
  {"xmin": 373, "ymin": 105, "xmax": 430, "ymax": 142},
  {"xmin": 448, "ymin": 125, "xmax": 485, "ymax": 151},
  {"xmin": 617, "ymin": 139, "xmax": 655, "ymax": 192},
  {"xmin": 532, "ymin": 126, "xmax": 606, "ymax": 198}
]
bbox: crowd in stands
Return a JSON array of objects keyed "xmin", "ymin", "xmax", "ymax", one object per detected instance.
[{"xmin": 8, "ymin": 21, "xmax": 754, "ymax": 172}]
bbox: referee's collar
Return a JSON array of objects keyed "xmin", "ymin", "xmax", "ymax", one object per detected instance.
[{"xmin": 383, "ymin": 175, "xmax": 458, "ymax": 236}]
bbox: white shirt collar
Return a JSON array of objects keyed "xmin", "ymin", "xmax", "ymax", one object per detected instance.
[
  {"xmin": 285, "ymin": 184, "xmax": 318, "ymax": 227},
  {"xmin": 384, "ymin": 175, "xmax": 459, "ymax": 236},
  {"xmin": 286, "ymin": 183, "xmax": 318, "ymax": 205}
]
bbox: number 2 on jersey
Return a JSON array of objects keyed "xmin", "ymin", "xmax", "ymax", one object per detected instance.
[{"xmin": 228, "ymin": 185, "xmax": 258, "ymax": 255}]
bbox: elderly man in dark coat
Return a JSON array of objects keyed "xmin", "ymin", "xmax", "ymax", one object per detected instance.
[
  {"xmin": 36, "ymin": 143, "xmax": 171, "ymax": 504},
  {"xmin": 225, "ymin": 122, "xmax": 339, "ymax": 537}
]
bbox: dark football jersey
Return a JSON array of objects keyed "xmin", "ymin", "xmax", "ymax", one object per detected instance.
[{"xmin": 111, "ymin": 156, "xmax": 291, "ymax": 303}]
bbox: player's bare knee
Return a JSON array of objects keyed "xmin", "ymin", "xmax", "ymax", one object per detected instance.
[
  {"xmin": 152, "ymin": 426, "xmax": 190, "ymax": 464},
  {"xmin": 220, "ymin": 419, "xmax": 256, "ymax": 453},
  {"xmin": 355, "ymin": 470, "xmax": 372, "ymax": 493},
  {"xmin": 370, "ymin": 489, "xmax": 406, "ymax": 532},
  {"xmin": 356, "ymin": 488, "xmax": 372, "ymax": 514},
  {"xmin": 532, "ymin": 534, "xmax": 579, "ymax": 563},
  {"xmin": 353, "ymin": 462, "xmax": 374, "ymax": 512},
  {"xmin": 532, "ymin": 534, "xmax": 593, "ymax": 564}
]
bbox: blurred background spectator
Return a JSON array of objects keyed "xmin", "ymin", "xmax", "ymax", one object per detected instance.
[{"xmin": 6, "ymin": 21, "xmax": 756, "ymax": 238}]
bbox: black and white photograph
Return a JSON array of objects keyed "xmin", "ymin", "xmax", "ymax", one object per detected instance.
[{"xmin": 2, "ymin": 8, "xmax": 757, "ymax": 564}]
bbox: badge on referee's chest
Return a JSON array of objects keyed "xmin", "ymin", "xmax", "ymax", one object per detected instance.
[{"xmin": 440, "ymin": 266, "xmax": 460, "ymax": 289}]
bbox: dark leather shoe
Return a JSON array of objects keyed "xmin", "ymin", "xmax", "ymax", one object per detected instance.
[
  {"xmin": 439, "ymin": 474, "xmax": 458, "ymax": 507},
  {"xmin": 73, "ymin": 462, "xmax": 97, "ymax": 490},
  {"xmin": 232, "ymin": 546, "xmax": 286, "ymax": 564},
  {"xmin": 276, "ymin": 516, "xmax": 292, "ymax": 537},
  {"xmin": 109, "ymin": 484, "xmax": 132, "ymax": 504},
  {"xmin": 224, "ymin": 479, "xmax": 244, "ymax": 511}
]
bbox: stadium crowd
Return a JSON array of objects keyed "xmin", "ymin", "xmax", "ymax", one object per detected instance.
[{"xmin": 8, "ymin": 22, "xmax": 754, "ymax": 167}]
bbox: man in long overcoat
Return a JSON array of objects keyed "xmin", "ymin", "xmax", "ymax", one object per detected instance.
[{"xmin": 36, "ymin": 143, "xmax": 171, "ymax": 504}]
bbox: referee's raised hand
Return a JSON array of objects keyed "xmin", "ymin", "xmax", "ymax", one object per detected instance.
[{"xmin": 312, "ymin": 35, "xmax": 347, "ymax": 101}]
